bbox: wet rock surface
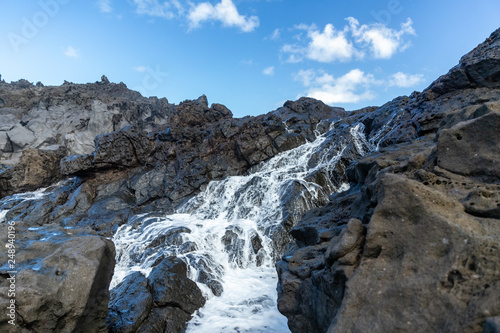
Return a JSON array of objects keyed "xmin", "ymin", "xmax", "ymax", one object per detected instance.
[
  {"xmin": 107, "ymin": 257, "xmax": 204, "ymax": 333},
  {"xmin": 277, "ymin": 28, "xmax": 500, "ymax": 333},
  {"xmin": 0, "ymin": 26, "xmax": 498, "ymax": 333},
  {"xmin": 0, "ymin": 83, "xmax": 354, "ymax": 236},
  {"xmin": 0, "ymin": 83, "xmax": 352, "ymax": 332},
  {"xmin": 0, "ymin": 224, "xmax": 115, "ymax": 332}
]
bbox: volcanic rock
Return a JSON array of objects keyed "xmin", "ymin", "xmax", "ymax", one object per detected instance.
[
  {"xmin": 0, "ymin": 224, "xmax": 115, "ymax": 332},
  {"xmin": 277, "ymin": 28, "xmax": 500, "ymax": 333}
]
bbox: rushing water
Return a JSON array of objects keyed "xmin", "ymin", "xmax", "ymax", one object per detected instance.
[
  {"xmin": 0, "ymin": 114, "xmax": 390, "ymax": 332},
  {"xmin": 111, "ymin": 121, "xmax": 376, "ymax": 332},
  {"xmin": 0, "ymin": 107, "xmax": 404, "ymax": 331}
]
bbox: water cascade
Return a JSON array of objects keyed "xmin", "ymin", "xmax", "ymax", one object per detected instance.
[{"xmin": 111, "ymin": 120, "xmax": 377, "ymax": 332}]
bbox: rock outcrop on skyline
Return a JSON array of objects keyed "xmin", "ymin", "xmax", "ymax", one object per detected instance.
[{"xmin": 0, "ymin": 27, "xmax": 499, "ymax": 333}]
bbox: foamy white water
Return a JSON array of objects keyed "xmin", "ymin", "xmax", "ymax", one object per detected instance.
[
  {"xmin": 111, "ymin": 121, "xmax": 377, "ymax": 332},
  {"xmin": 0, "ymin": 187, "xmax": 49, "ymax": 223}
]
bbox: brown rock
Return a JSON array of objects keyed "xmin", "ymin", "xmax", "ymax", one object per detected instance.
[
  {"xmin": 0, "ymin": 225, "xmax": 115, "ymax": 332},
  {"xmin": 0, "ymin": 148, "xmax": 65, "ymax": 197},
  {"xmin": 438, "ymin": 111, "xmax": 500, "ymax": 181}
]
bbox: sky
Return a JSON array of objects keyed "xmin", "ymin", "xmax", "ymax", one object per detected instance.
[{"xmin": 0, "ymin": 0, "xmax": 499, "ymax": 118}]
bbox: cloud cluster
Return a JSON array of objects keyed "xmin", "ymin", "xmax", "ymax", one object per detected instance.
[
  {"xmin": 388, "ymin": 72, "xmax": 424, "ymax": 87},
  {"xmin": 294, "ymin": 68, "xmax": 424, "ymax": 105},
  {"xmin": 188, "ymin": 0, "xmax": 259, "ymax": 32},
  {"xmin": 283, "ymin": 17, "xmax": 415, "ymax": 63},
  {"xmin": 125, "ymin": 0, "xmax": 258, "ymax": 32},
  {"xmin": 134, "ymin": 66, "xmax": 147, "ymax": 73},
  {"xmin": 294, "ymin": 69, "xmax": 377, "ymax": 104}
]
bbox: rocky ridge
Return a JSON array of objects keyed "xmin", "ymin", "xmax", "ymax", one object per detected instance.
[
  {"xmin": 0, "ymin": 72, "xmax": 352, "ymax": 331},
  {"xmin": 0, "ymin": 27, "xmax": 498, "ymax": 333}
]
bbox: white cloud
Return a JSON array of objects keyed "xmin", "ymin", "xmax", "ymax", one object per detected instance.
[
  {"xmin": 294, "ymin": 68, "xmax": 425, "ymax": 105},
  {"xmin": 131, "ymin": 0, "xmax": 259, "ymax": 32},
  {"xmin": 294, "ymin": 68, "xmax": 380, "ymax": 104},
  {"xmin": 293, "ymin": 69, "xmax": 316, "ymax": 86},
  {"xmin": 388, "ymin": 72, "xmax": 424, "ymax": 87},
  {"xmin": 263, "ymin": 66, "xmax": 275, "ymax": 76},
  {"xmin": 307, "ymin": 24, "xmax": 356, "ymax": 62},
  {"xmin": 294, "ymin": 69, "xmax": 336, "ymax": 87},
  {"xmin": 282, "ymin": 17, "xmax": 415, "ymax": 63},
  {"xmin": 98, "ymin": 0, "xmax": 112, "ymax": 13},
  {"xmin": 315, "ymin": 73, "xmax": 335, "ymax": 85},
  {"xmin": 240, "ymin": 59, "xmax": 253, "ymax": 65},
  {"xmin": 133, "ymin": 0, "xmax": 184, "ymax": 19},
  {"xmin": 188, "ymin": 0, "xmax": 259, "ymax": 32},
  {"xmin": 64, "ymin": 46, "xmax": 79, "ymax": 58},
  {"xmin": 307, "ymin": 69, "xmax": 377, "ymax": 104},
  {"xmin": 134, "ymin": 66, "xmax": 147, "ymax": 73},
  {"xmin": 281, "ymin": 44, "xmax": 306, "ymax": 63},
  {"xmin": 348, "ymin": 17, "xmax": 415, "ymax": 59}
]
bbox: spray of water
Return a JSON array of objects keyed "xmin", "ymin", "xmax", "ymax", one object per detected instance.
[
  {"xmin": 111, "ymin": 119, "xmax": 377, "ymax": 332},
  {"xmin": 0, "ymin": 107, "xmax": 403, "ymax": 332}
]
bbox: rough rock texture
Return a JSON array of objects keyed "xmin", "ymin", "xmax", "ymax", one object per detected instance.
[
  {"xmin": 426, "ymin": 28, "xmax": 500, "ymax": 98},
  {"xmin": 0, "ymin": 147, "xmax": 65, "ymax": 195},
  {"xmin": 107, "ymin": 257, "xmax": 204, "ymax": 333},
  {"xmin": 1, "ymin": 26, "xmax": 499, "ymax": 333},
  {"xmin": 437, "ymin": 111, "xmax": 500, "ymax": 181},
  {"xmin": 0, "ymin": 224, "xmax": 115, "ymax": 332},
  {"xmin": 107, "ymin": 272, "xmax": 153, "ymax": 333},
  {"xmin": 277, "ymin": 28, "xmax": 500, "ymax": 333},
  {"xmin": 148, "ymin": 257, "xmax": 205, "ymax": 314},
  {"xmin": 0, "ymin": 78, "xmax": 354, "ymax": 332},
  {"xmin": 0, "ymin": 86, "xmax": 351, "ymax": 234},
  {"xmin": 0, "ymin": 76, "xmax": 173, "ymax": 164}
]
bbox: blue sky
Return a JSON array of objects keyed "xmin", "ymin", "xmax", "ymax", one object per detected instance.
[{"xmin": 1, "ymin": 0, "xmax": 499, "ymax": 117}]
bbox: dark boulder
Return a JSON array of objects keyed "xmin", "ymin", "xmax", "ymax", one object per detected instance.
[
  {"xmin": 274, "ymin": 132, "xmax": 307, "ymax": 152},
  {"xmin": 426, "ymin": 27, "xmax": 500, "ymax": 98},
  {"xmin": 290, "ymin": 226, "xmax": 319, "ymax": 248},
  {"xmin": 108, "ymin": 256, "xmax": 205, "ymax": 333},
  {"xmin": 330, "ymin": 174, "xmax": 500, "ymax": 333},
  {"xmin": 136, "ymin": 307, "xmax": 190, "ymax": 333},
  {"xmin": 60, "ymin": 153, "xmax": 94, "ymax": 176},
  {"xmin": 108, "ymin": 272, "xmax": 153, "ymax": 333},
  {"xmin": 484, "ymin": 317, "xmax": 500, "ymax": 333},
  {"xmin": 148, "ymin": 257, "xmax": 205, "ymax": 314}
]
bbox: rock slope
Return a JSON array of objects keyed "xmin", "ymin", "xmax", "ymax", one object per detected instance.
[
  {"xmin": 0, "ymin": 26, "xmax": 498, "ymax": 333},
  {"xmin": 0, "ymin": 74, "xmax": 350, "ymax": 331},
  {"xmin": 277, "ymin": 27, "xmax": 500, "ymax": 332}
]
